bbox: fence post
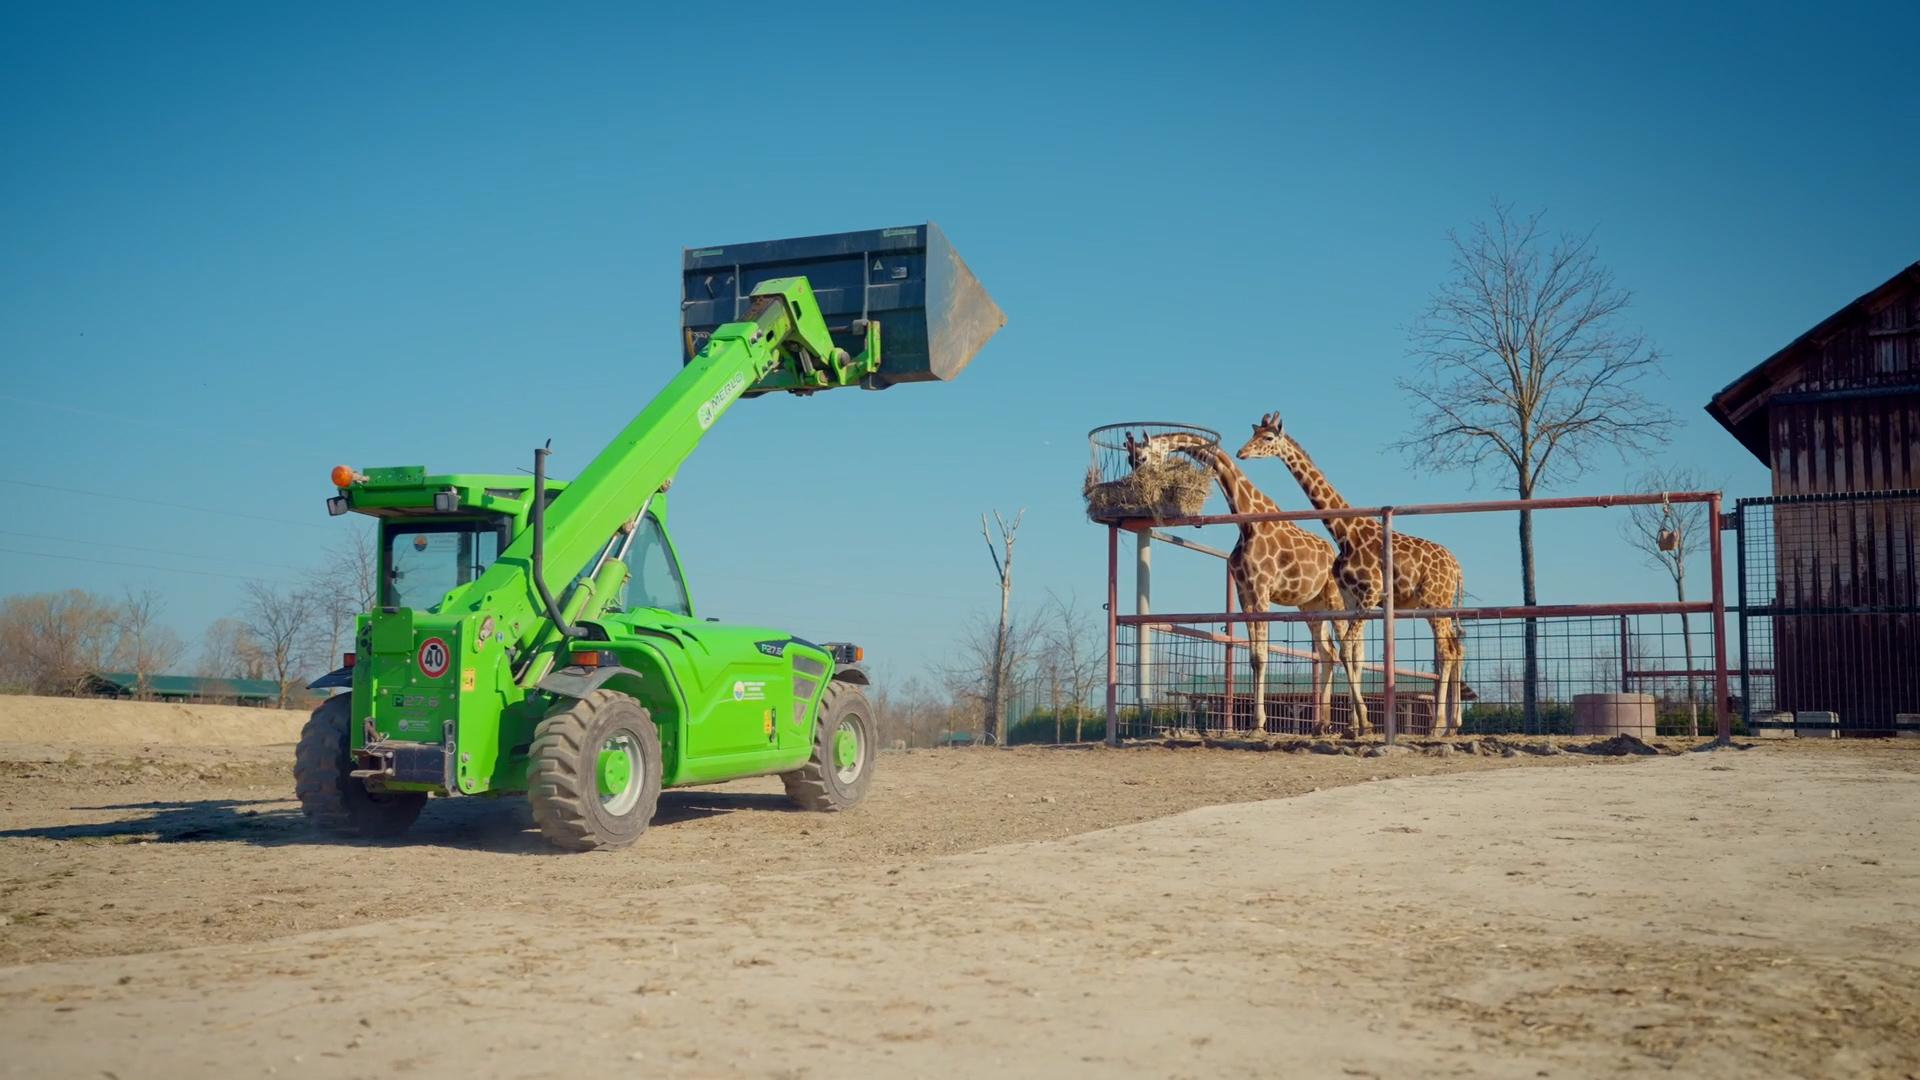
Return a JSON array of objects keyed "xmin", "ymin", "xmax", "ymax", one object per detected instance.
[
  {"xmin": 1105, "ymin": 524, "xmax": 1119, "ymax": 747},
  {"xmin": 1619, "ymin": 614, "xmax": 1631, "ymax": 693},
  {"xmin": 1382, "ymin": 508, "xmax": 1396, "ymax": 746},
  {"xmin": 1734, "ymin": 501, "xmax": 1750, "ymax": 738},
  {"xmin": 1710, "ymin": 493, "xmax": 1731, "ymax": 744}
]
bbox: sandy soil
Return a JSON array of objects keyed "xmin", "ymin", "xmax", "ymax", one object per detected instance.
[
  {"xmin": 0, "ymin": 703, "xmax": 1915, "ymax": 1078},
  {"xmin": 0, "ymin": 731, "xmax": 1614, "ymax": 967},
  {"xmin": 0, "ymin": 693, "xmax": 306, "ymax": 746}
]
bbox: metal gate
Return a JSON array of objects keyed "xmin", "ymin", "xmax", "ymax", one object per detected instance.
[{"xmin": 1735, "ymin": 489, "xmax": 1920, "ymax": 736}]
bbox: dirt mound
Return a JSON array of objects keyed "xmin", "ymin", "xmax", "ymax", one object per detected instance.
[
  {"xmin": 0, "ymin": 694, "xmax": 306, "ymax": 747},
  {"xmin": 1578, "ymin": 733, "xmax": 1663, "ymax": 756}
]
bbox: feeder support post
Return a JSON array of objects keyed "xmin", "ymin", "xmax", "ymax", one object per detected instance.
[
  {"xmin": 1106, "ymin": 524, "xmax": 1119, "ymax": 746},
  {"xmin": 1136, "ymin": 529, "xmax": 1152, "ymax": 711}
]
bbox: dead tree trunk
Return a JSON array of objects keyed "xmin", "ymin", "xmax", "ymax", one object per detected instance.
[{"xmin": 981, "ymin": 509, "xmax": 1024, "ymax": 747}]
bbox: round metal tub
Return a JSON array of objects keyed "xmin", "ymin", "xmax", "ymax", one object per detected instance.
[{"xmin": 1572, "ymin": 692, "xmax": 1656, "ymax": 737}]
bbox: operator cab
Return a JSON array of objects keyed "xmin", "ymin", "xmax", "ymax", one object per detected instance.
[
  {"xmin": 378, "ymin": 512, "xmax": 687, "ymax": 616},
  {"xmin": 326, "ymin": 467, "xmax": 691, "ymax": 619}
]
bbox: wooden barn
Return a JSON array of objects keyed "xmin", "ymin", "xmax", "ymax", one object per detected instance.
[{"xmin": 1707, "ymin": 261, "xmax": 1919, "ymax": 736}]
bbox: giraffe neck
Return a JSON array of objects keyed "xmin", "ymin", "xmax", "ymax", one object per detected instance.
[
  {"xmin": 1274, "ymin": 435, "xmax": 1360, "ymax": 546},
  {"xmin": 1169, "ymin": 440, "xmax": 1275, "ymax": 542}
]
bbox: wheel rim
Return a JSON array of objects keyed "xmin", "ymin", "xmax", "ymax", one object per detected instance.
[
  {"xmin": 832, "ymin": 717, "xmax": 864, "ymax": 784},
  {"xmin": 597, "ymin": 731, "xmax": 641, "ymax": 815}
]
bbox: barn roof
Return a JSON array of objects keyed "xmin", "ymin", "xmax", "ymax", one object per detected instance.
[
  {"xmin": 1706, "ymin": 260, "xmax": 1920, "ymax": 462},
  {"xmin": 88, "ymin": 672, "xmax": 315, "ymax": 701}
]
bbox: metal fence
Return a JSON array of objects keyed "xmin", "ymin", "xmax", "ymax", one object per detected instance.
[
  {"xmin": 1113, "ymin": 610, "xmax": 1717, "ymax": 739},
  {"xmin": 1102, "ymin": 493, "xmax": 1732, "ymax": 744},
  {"xmin": 1736, "ymin": 489, "xmax": 1920, "ymax": 736}
]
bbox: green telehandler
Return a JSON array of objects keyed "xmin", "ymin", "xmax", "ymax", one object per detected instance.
[{"xmin": 296, "ymin": 224, "xmax": 1004, "ymax": 851}]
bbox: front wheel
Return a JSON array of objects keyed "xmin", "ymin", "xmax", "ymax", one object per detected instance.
[
  {"xmin": 527, "ymin": 690, "xmax": 663, "ymax": 852},
  {"xmin": 293, "ymin": 695, "xmax": 427, "ymax": 838},
  {"xmin": 782, "ymin": 682, "xmax": 876, "ymax": 812}
]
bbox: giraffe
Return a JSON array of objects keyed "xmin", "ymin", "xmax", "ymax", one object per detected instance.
[
  {"xmin": 1236, "ymin": 413, "xmax": 1468, "ymax": 735},
  {"xmin": 1130, "ymin": 430, "xmax": 1368, "ymax": 735}
]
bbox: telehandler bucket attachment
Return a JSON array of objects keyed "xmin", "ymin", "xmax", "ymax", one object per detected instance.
[{"xmin": 681, "ymin": 222, "xmax": 1005, "ymax": 388}]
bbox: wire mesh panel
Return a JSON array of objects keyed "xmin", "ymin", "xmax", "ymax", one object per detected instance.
[
  {"xmin": 1114, "ymin": 618, "xmax": 1360, "ymax": 739},
  {"xmin": 1447, "ymin": 613, "xmax": 1717, "ymax": 736},
  {"xmin": 1738, "ymin": 490, "xmax": 1920, "ymax": 735},
  {"xmin": 1116, "ymin": 611, "xmax": 1720, "ymax": 740}
]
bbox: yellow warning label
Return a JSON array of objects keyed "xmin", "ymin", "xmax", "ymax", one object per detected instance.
[{"xmin": 461, "ymin": 669, "xmax": 477, "ymax": 692}]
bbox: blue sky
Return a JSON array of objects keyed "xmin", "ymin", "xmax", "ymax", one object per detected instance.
[{"xmin": 3, "ymin": 1, "xmax": 1916, "ymax": 682}]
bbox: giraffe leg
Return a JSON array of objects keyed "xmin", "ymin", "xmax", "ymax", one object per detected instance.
[
  {"xmin": 1331, "ymin": 582, "xmax": 1370, "ymax": 737},
  {"xmin": 1248, "ymin": 617, "xmax": 1270, "ymax": 734},
  {"xmin": 1309, "ymin": 618, "xmax": 1335, "ymax": 737},
  {"xmin": 1430, "ymin": 617, "xmax": 1452, "ymax": 737},
  {"xmin": 1444, "ymin": 618, "xmax": 1466, "ymax": 735},
  {"xmin": 1341, "ymin": 614, "xmax": 1368, "ymax": 737}
]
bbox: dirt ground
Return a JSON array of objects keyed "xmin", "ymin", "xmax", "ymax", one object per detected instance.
[{"xmin": 0, "ymin": 702, "xmax": 1916, "ymax": 1078}]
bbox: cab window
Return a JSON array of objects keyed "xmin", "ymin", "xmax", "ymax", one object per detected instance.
[
  {"xmin": 385, "ymin": 519, "xmax": 508, "ymax": 612},
  {"xmin": 627, "ymin": 514, "xmax": 690, "ymax": 616}
]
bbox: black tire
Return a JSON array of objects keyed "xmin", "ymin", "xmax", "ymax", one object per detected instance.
[
  {"xmin": 526, "ymin": 689, "xmax": 662, "ymax": 852},
  {"xmin": 293, "ymin": 695, "xmax": 427, "ymax": 839},
  {"xmin": 782, "ymin": 681, "xmax": 876, "ymax": 812}
]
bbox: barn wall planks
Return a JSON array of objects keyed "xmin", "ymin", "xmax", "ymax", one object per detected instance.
[
  {"xmin": 1724, "ymin": 268, "xmax": 1920, "ymax": 735},
  {"xmin": 1769, "ymin": 397, "xmax": 1919, "ymax": 495}
]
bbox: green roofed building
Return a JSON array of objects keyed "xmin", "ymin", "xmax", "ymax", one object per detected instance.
[{"xmin": 82, "ymin": 672, "xmax": 327, "ymax": 709}]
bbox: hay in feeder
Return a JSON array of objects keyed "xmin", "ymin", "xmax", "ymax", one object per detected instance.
[{"xmin": 1083, "ymin": 459, "xmax": 1212, "ymax": 522}]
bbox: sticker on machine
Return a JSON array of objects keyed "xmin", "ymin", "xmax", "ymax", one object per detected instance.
[
  {"xmin": 417, "ymin": 637, "xmax": 451, "ymax": 679},
  {"xmin": 731, "ymin": 680, "xmax": 766, "ymax": 702},
  {"xmin": 696, "ymin": 372, "xmax": 748, "ymax": 430}
]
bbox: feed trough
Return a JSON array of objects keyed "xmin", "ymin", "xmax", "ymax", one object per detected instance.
[{"xmin": 1084, "ymin": 422, "xmax": 1220, "ymax": 524}]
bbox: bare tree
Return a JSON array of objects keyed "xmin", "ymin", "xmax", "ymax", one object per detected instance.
[
  {"xmin": 239, "ymin": 581, "xmax": 318, "ymax": 708},
  {"xmin": 1044, "ymin": 631, "xmax": 1063, "ymax": 745},
  {"xmin": 979, "ymin": 509, "xmax": 1025, "ymax": 746},
  {"xmin": 305, "ymin": 526, "xmax": 378, "ymax": 668},
  {"xmin": 1398, "ymin": 201, "xmax": 1676, "ymax": 728},
  {"xmin": 111, "ymin": 588, "xmax": 185, "ymax": 698},
  {"xmin": 872, "ymin": 671, "xmax": 937, "ymax": 749},
  {"xmin": 895, "ymin": 675, "xmax": 936, "ymax": 749},
  {"xmin": 1622, "ymin": 466, "xmax": 1712, "ymax": 736},
  {"xmin": 943, "ymin": 610, "xmax": 1037, "ymax": 746},
  {"xmin": 198, "ymin": 617, "xmax": 268, "ymax": 680},
  {"xmin": 1044, "ymin": 590, "xmax": 1105, "ymax": 743},
  {"xmin": 0, "ymin": 590, "xmax": 120, "ymax": 696}
]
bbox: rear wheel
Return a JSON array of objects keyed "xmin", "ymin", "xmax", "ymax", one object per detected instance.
[
  {"xmin": 782, "ymin": 681, "xmax": 876, "ymax": 812},
  {"xmin": 293, "ymin": 695, "xmax": 427, "ymax": 838},
  {"xmin": 527, "ymin": 690, "xmax": 662, "ymax": 852}
]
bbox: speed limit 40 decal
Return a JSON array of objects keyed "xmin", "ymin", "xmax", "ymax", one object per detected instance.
[{"xmin": 417, "ymin": 637, "xmax": 451, "ymax": 679}]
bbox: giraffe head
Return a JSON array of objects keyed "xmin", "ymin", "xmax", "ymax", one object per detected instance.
[
  {"xmin": 1235, "ymin": 412, "xmax": 1288, "ymax": 461},
  {"xmin": 1127, "ymin": 430, "xmax": 1204, "ymax": 471},
  {"xmin": 1126, "ymin": 431, "xmax": 1170, "ymax": 470}
]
